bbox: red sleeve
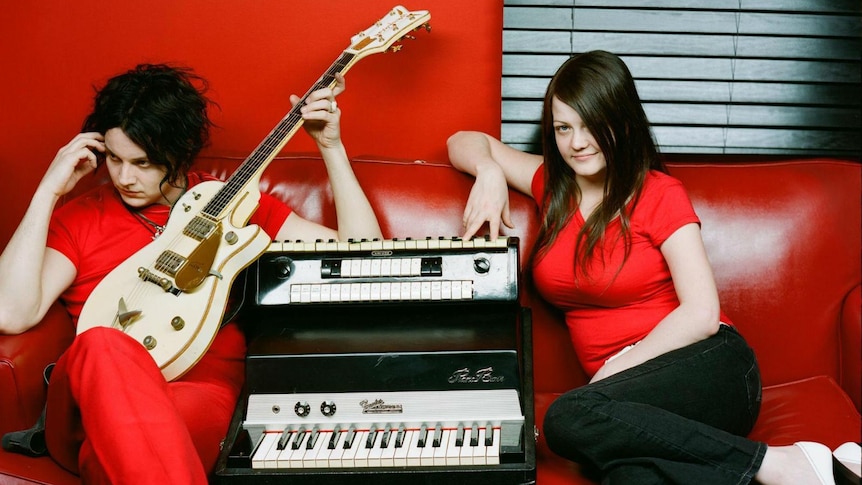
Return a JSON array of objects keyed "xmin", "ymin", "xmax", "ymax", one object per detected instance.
[
  {"xmin": 250, "ymin": 192, "xmax": 292, "ymax": 239},
  {"xmin": 637, "ymin": 172, "xmax": 700, "ymax": 246}
]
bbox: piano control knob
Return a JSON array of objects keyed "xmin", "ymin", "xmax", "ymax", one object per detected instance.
[
  {"xmin": 294, "ymin": 401, "xmax": 311, "ymax": 417},
  {"xmin": 272, "ymin": 256, "xmax": 293, "ymax": 279},
  {"xmin": 320, "ymin": 401, "xmax": 337, "ymax": 417},
  {"xmin": 473, "ymin": 256, "xmax": 491, "ymax": 274}
]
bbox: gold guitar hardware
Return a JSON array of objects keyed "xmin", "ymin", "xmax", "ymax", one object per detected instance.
[
  {"xmin": 225, "ymin": 231, "xmax": 238, "ymax": 245},
  {"xmin": 142, "ymin": 335, "xmax": 157, "ymax": 350},
  {"xmin": 171, "ymin": 316, "xmax": 185, "ymax": 331}
]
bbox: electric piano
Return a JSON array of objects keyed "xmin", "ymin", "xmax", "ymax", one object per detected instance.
[{"xmin": 214, "ymin": 236, "xmax": 536, "ymax": 484}]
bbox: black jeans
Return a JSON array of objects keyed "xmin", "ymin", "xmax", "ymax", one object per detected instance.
[{"xmin": 543, "ymin": 325, "xmax": 766, "ymax": 485}]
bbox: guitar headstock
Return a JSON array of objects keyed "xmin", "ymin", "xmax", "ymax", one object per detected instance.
[{"xmin": 346, "ymin": 5, "xmax": 431, "ymax": 59}]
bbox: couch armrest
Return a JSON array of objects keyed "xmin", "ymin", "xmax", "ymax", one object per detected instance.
[
  {"xmin": 0, "ymin": 302, "xmax": 74, "ymax": 435},
  {"xmin": 841, "ymin": 285, "xmax": 861, "ymax": 412}
]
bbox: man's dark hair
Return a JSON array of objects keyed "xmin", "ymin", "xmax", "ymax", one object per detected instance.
[{"xmin": 82, "ymin": 63, "xmax": 214, "ymax": 185}]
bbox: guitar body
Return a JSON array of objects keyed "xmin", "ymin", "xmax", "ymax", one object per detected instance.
[{"xmin": 77, "ymin": 180, "xmax": 271, "ymax": 381}]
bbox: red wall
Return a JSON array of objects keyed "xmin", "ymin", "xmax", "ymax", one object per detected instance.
[{"xmin": 0, "ymin": 1, "xmax": 502, "ymax": 247}]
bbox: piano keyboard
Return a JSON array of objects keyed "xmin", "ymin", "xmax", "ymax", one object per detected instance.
[
  {"xmin": 253, "ymin": 236, "xmax": 519, "ymax": 305},
  {"xmin": 242, "ymin": 389, "xmax": 524, "ymax": 470},
  {"xmin": 250, "ymin": 422, "xmax": 507, "ymax": 469}
]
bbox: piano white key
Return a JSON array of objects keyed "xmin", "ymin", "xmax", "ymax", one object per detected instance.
[
  {"xmin": 416, "ymin": 239, "xmax": 429, "ymax": 250},
  {"xmin": 300, "ymin": 285, "xmax": 311, "ymax": 303},
  {"xmin": 406, "ymin": 428, "xmax": 423, "ymax": 467},
  {"xmin": 463, "ymin": 280, "xmax": 473, "ymax": 299},
  {"xmin": 380, "ymin": 258, "xmax": 391, "ymax": 276},
  {"xmin": 410, "ymin": 258, "xmax": 422, "ymax": 276},
  {"xmin": 400, "ymin": 258, "xmax": 412, "ymax": 276},
  {"xmin": 382, "ymin": 239, "xmax": 395, "ymax": 250},
  {"xmin": 445, "ymin": 427, "xmax": 462, "ymax": 466},
  {"xmin": 441, "ymin": 281, "xmax": 452, "ymax": 299},
  {"xmin": 310, "ymin": 431, "xmax": 332, "ymax": 468},
  {"xmin": 341, "ymin": 428, "xmax": 360, "ymax": 467},
  {"xmin": 320, "ymin": 284, "xmax": 331, "ymax": 302},
  {"xmin": 370, "ymin": 259, "xmax": 381, "ymax": 277},
  {"xmin": 433, "ymin": 429, "xmax": 451, "ymax": 466},
  {"xmin": 410, "ymin": 281, "xmax": 421, "ymax": 300},
  {"xmin": 459, "ymin": 426, "xmax": 474, "ymax": 465},
  {"xmin": 390, "ymin": 258, "xmax": 401, "ymax": 276},
  {"xmin": 370, "ymin": 282, "xmax": 381, "ymax": 301},
  {"xmin": 327, "ymin": 430, "xmax": 347, "ymax": 467},
  {"xmin": 379, "ymin": 427, "xmax": 397, "ymax": 467},
  {"xmin": 366, "ymin": 428, "xmax": 386, "ymax": 467},
  {"xmin": 419, "ymin": 429, "xmax": 436, "ymax": 466},
  {"xmin": 380, "ymin": 282, "xmax": 391, "ymax": 300},
  {"xmin": 349, "ymin": 282, "xmax": 361, "ymax": 301},
  {"xmin": 349, "ymin": 259, "xmax": 362, "ymax": 277},
  {"xmin": 431, "ymin": 280, "xmax": 442, "ymax": 300},
  {"xmin": 486, "ymin": 426, "xmax": 501, "ymax": 465},
  {"xmin": 251, "ymin": 432, "xmax": 280, "ymax": 469},
  {"xmin": 420, "ymin": 281, "xmax": 432, "ymax": 300},
  {"xmin": 353, "ymin": 430, "xmax": 371, "ymax": 467},
  {"xmin": 341, "ymin": 259, "xmax": 352, "ymax": 277},
  {"xmin": 330, "ymin": 284, "xmax": 342, "ymax": 302},
  {"xmin": 452, "ymin": 281, "xmax": 463, "ymax": 299},
  {"xmin": 472, "ymin": 428, "xmax": 487, "ymax": 465},
  {"xmin": 360, "ymin": 259, "xmax": 371, "ymax": 277},
  {"xmin": 393, "ymin": 429, "xmax": 413, "ymax": 467},
  {"xmin": 404, "ymin": 239, "xmax": 417, "ymax": 250},
  {"xmin": 289, "ymin": 285, "xmax": 301, "ymax": 303},
  {"xmin": 359, "ymin": 283, "xmax": 371, "ymax": 301},
  {"xmin": 287, "ymin": 430, "xmax": 309, "ymax": 468},
  {"xmin": 309, "ymin": 284, "xmax": 321, "ymax": 302}
]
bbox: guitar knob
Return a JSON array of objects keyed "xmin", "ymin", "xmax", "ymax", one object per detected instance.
[
  {"xmin": 142, "ymin": 335, "xmax": 157, "ymax": 350},
  {"xmin": 320, "ymin": 401, "xmax": 337, "ymax": 417},
  {"xmin": 224, "ymin": 231, "xmax": 238, "ymax": 245},
  {"xmin": 171, "ymin": 316, "xmax": 185, "ymax": 331},
  {"xmin": 294, "ymin": 401, "xmax": 311, "ymax": 417}
]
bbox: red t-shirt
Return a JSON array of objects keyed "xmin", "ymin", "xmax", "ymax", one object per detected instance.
[
  {"xmin": 530, "ymin": 167, "xmax": 728, "ymax": 376},
  {"xmin": 48, "ymin": 171, "xmax": 291, "ymax": 324}
]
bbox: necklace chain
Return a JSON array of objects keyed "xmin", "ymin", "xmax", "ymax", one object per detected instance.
[{"xmin": 132, "ymin": 210, "xmax": 166, "ymax": 240}]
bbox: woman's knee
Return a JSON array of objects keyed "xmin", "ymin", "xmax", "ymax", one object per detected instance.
[{"xmin": 542, "ymin": 388, "xmax": 607, "ymax": 454}]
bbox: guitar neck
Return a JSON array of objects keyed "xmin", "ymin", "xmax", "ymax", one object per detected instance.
[{"xmin": 203, "ymin": 51, "xmax": 357, "ymax": 220}]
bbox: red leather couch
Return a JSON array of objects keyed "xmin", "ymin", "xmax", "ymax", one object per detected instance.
[{"xmin": 1, "ymin": 2, "xmax": 860, "ymax": 484}]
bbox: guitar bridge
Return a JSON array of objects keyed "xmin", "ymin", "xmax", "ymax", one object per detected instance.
[{"xmin": 137, "ymin": 267, "xmax": 180, "ymax": 295}]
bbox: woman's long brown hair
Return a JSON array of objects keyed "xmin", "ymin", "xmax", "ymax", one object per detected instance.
[{"xmin": 532, "ymin": 51, "xmax": 666, "ymax": 282}]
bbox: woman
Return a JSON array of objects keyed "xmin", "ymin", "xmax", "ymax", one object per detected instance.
[
  {"xmin": 448, "ymin": 50, "xmax": 837, "ymax": 484},
  {"xmin": 0, "ymin": 64, "xmax": 381, "ymax": 483}
]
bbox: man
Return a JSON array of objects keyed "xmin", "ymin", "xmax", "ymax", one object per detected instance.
[{"xmin": 0, "ymin": 64, "xmax": 381, "ymax": 483}]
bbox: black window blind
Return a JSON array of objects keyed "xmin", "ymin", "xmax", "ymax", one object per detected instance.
[{"xmin": 502, "ymin": 0, "xmax": 861, "ymax": 158}]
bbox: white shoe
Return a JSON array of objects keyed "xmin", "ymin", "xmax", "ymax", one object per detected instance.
[
  {"xmin": 833, "ymin": 442, "xmax": 861, "ymax": 484},
  {"xmin": 795, "ymin": 441, "xmax": 837, "ymax": 485}
]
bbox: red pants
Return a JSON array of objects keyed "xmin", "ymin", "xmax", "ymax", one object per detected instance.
[{"xmin": 45, "ymin": 324, "xmax": 246, "ymax": 484}]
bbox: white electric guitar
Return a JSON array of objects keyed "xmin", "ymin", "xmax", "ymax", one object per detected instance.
[{"xmin": 76, "ymin": 6, "xmax": 431, "ymax": 381}]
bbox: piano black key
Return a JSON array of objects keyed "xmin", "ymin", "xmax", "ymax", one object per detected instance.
[
  {"xmin": 277, "ymin": 428, "xmax": 294, "ymax": 450},
  {"xmin": 343, "ymin": 426, "xmax": 356, "ymax": 449},
  {"xmin": 306, "ymin": 426, "xmax": 320, "ymax": 450},
  {"xmin": 417, "ymin": 424, "xmax": 428, "ymax": 447},
  {"xmin": 328, "ymin": 425, "xmax": 342, "ymax": 449},
  {"xmin": 485, "ymin": 422, "xmax": 494, "ymax": 447},
  {"xmin": 470, "ymin": 422, "xmax": 479, "ymax": 446},
  {"xmin": 291, "ymin": 426, "xmax": 307, "ymax": 450},
  {"xmin": 380, "ymin": 424, "xmax": 392, "ymax": 449},
  {"xmin": 432, "ymin": 424, "xmax": 443, "ymax": 447},
  {"xmin": 365, "ymin": 425, "xmax": 378, "ymax": 448},
  {"xmin": 394, "ymin": 425, "xmax": 406, "ymax": 448},
  {"xmin": 455, "ymin": 424, "xmax": 465, "ymax": 447}
]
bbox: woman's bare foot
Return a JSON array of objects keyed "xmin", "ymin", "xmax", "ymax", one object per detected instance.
[{"xmin": 755, "ymin": 442, "xmax": 835, "ymax": 485}]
